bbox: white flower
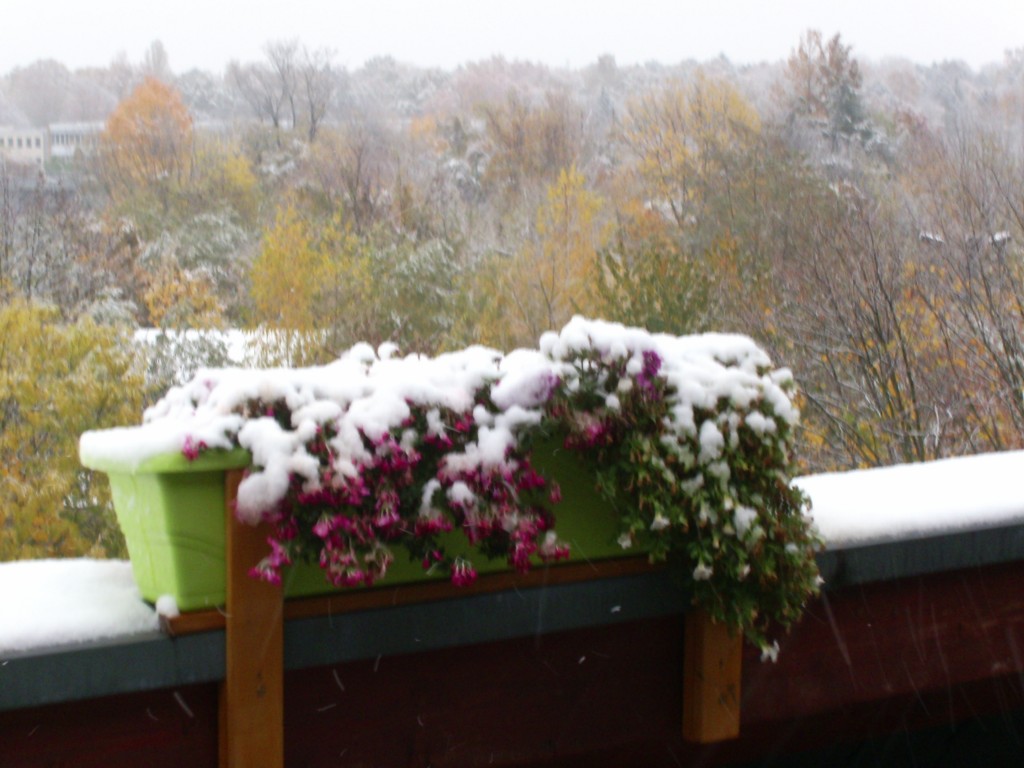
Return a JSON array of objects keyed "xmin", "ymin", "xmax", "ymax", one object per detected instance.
[
  {"xmin": 617, "ymin": 532, "xmax": 634, "ymax": 550},
  {"xmin": 650, "ymin": 514, "xmax": 670, "ymax": 531},
  {"xmin": 692, "ymin": 562, "xmax": 713, "ymax": 581},
  {"xmin": 760, "ymin": 640, "xmax": 780, "ymax": 663},
  {"xmin": 733, "ymin": 505, "xmax": 758, "ymax": 538}
]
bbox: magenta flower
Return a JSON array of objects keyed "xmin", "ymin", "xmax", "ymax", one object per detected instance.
[
  {"xmin": 636, "ymin": 349, "xmax": 663, "ymax": 397},
  {"xmin": 451, "ymin": 558, "xmax": 477, "ymax": 587},
  {"xmin": 181, "ymin": 435, "xmax": 207, "ymax": 462},
  {"xmin": 549, "ymin": 483, "xmax": 562, "ymax": 504}
]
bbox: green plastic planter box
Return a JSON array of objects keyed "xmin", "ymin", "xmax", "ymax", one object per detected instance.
[
  {"xmin": 82, "ymin": 447, "xmax": 251, "ymax": 610},
  {"xmin": 82, "ymin": 440, "xmax": 627, "ymax": 612}
]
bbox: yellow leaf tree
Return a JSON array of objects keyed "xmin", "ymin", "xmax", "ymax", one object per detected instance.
[
  {"xmin": 485, "ymin": 166, "xmax": 606, "ymax": 347},
  {"xmin": 249, "ymin": 204, "xmax": 336, "ymax": 365},
  {"xmin": 0, "ymin": 300, "xmax": 143, "ymax": 560},
  {"xmin": 620, "ymin": 72, "xmax": 760, "ymax": 241},
  {"xmin": 143, "ymin": 262, "xmax": 225, "ymax": 330}
]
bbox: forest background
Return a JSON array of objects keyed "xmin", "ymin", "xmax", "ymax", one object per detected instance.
[{"xmin": 4, "ymin": 33, "xmax": 1024, "ymax": 560}]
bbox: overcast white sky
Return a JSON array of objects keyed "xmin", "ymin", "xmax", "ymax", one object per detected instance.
[{"xmin": 2, "ymin": 0, "xmax": 1022, "ymax": 75}]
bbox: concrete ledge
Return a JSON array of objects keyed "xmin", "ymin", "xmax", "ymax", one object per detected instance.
[
  {"xmin": 3, "ymin": 522, "xmax": 1022, "ymax": 713},
  {"xmin": 820, "ymin": 522, "xmax": 1024, "ymax": 587},
  {"xmin": 1, "ymin": 570, "xmax": 683, "ymax": 712}
]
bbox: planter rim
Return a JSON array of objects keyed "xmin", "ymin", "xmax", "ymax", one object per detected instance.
[{"xmin": 81, "ymin": 442, "xmax": 251, "ymax": 475}]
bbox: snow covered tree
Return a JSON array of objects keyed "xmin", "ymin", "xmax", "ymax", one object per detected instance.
[
  {"xmin": 901, "ymin": 123, "xmax": 1024, "ymax": 454},
  {"xmin": 228, "ymin": 59, "xmax": 290, "ymax": 134},
  {"xmin": 296, "ymin": 45, "xmax": 335, "ymax": 142},
  {"xmin": 480, "ymin": 89, "xmax": 586, "ymax": 200},
  {"xmin": 304, "ymin": 121, "xmax": 394, "ymax": 234},
  {"xmin": 228, "ymin": 40, "xmax": 335, "ymax": 143},
  {"xmin": 784, "ymin": 30, "xmax": 869, "ymax": 152},
  {"xmin": 0, "ymin": 162, "xmax": 120, "ymax": 317},
  {"xmin": 362, "ymin": 237, "xmax": 462, "ymax": 353}
]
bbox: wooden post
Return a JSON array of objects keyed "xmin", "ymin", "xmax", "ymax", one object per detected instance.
[
  {"xmin": 220, "ymin": 469, "xmax": 284, "ymax": 767},
  {"xmin": 682, "ymin": 609, "xmax": 742, "ymax": 743}
]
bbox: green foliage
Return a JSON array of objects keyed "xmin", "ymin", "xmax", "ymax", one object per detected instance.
[
  {"xmin": 248, "ymin": 203, "xmax": 464, "ymax": 361},
  {"xmin": 366, "ymin": 237, "xmax": 463, "ymax": 354},
  {"xmin": 0, "ymin": 299, "xmax": 143, "ymax": 560},
  {"xmin": 137, "ymin": 329, "xmax": 235, "ymax": 407},
  {"xmin": 545, "ymin": 344, "xmax": 821, "ymax": 650},
  {"xmin": 597, "ymin": 234, "xmax": 714, "ymax": 336}
]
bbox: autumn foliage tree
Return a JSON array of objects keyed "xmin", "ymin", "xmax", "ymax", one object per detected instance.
[
  {"xmin": 0, "ymin": 300, "xmax": 143, "ymax": 559},
  {"xmin": 596, "ymin": 202, "xmax": 716, "ymax": 336},
  {"xmin": 248, "ymin": 203, "xmax": 334, "ymax": 364},
  {"xmin": 143, "ymin": 261, "xmax": 225, "ymax": 330},
  {"xmin": 619, "ymin": 72, "xmax": 761, "ymax": 246},
  {"xmin": 776, "ymin": 186, "xmax": 940, "ymax": 469},
  {"xmin": 98, "ymin": 76, "xmax": 194, "ymax": 217},
  {"xmin": 783, "ymin": 30, "xmax": 868, "ymax": 151},
  {"xmin": 484, "ymin": 166, "xmax": 606, "ymax": 347},
  {"xmin": 480, "ymin": 90, "xmax": 586, "ymax": 199},
  {"xmin": 901, "ymin": 123, "xmax": 1024, "ymax": 454}
]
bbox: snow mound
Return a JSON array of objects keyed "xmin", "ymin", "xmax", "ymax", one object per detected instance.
[
  {"xmin": 798, "ymin": 450, "xmax": 1024, "ymax": 547},
  {"xmin": 0, "ymin": 559, "xmax": 158, "ymax": 655}
]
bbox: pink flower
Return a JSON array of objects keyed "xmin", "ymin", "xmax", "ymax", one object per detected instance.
[
  {"xmin": 451, "ymin": 558, "xmax": 477, "ymax": 586},
  {"xmin": 548, "ymin": 483, "xmax": 563, "ymax": 504},
  {"xmin": 421, "ymin": 549, "xmax": 444, "ymax": 570},
  {"xmin": 510, "ymin": 540, "xmax": 534, "ymax": 572},
  {"xmin": 414, "ymin": 515, "xmax": 452, "ymax": 536},
  {"xmin": 539, "ymin": 531, "xmax": 570, "ymax": 562},
  {"xmin": 636, "ymin": 349, "xmax": 664, "ymax": 398},
  {"xmin": 181, "ymin": 435, "xmax": 207, "ymax": 461},
  {"xmin": 249, "ymin": 564, "xmax": 282, "ymax": 586},
  {"xmin": 312, "ymin": 514, "xmax": 334, "ymax": 538}
]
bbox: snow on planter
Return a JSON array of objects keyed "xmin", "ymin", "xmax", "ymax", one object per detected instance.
[{"xmin": 81, "ymin": 317, "xmax": 821, "ymax": 651}]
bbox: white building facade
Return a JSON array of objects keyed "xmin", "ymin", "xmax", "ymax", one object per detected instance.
[
  {"xmin": 0, "ymin": 127, "xmax": 48, "ymax": 167},
  {"xmin": 0, "ymin": 123, "xmax": 104, "ymax": 167}
]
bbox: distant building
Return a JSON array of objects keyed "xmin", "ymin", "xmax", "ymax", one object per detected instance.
[
  {"xmin": 0, "ymin": 127, "xmax": 48, "ymax": 167},
  {"xmin": 0, "ymin": 123, "xmax": 104, "ymax": 168},
  {"xmin": 48, "ymin": 122, "xmax": 103, "ymax": 159}
]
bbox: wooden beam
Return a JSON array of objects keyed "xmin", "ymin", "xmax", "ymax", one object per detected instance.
[
  {"xmin": 682, "ymin": 609, "xmax": 742, "ymax": 743},
  {"xmin": 162, "ymin": 556, "xmax": 658, "ymax": 637},
  {"xmin": 219, "ymin": 469, "xmax": 284, "ymax": 768}
]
